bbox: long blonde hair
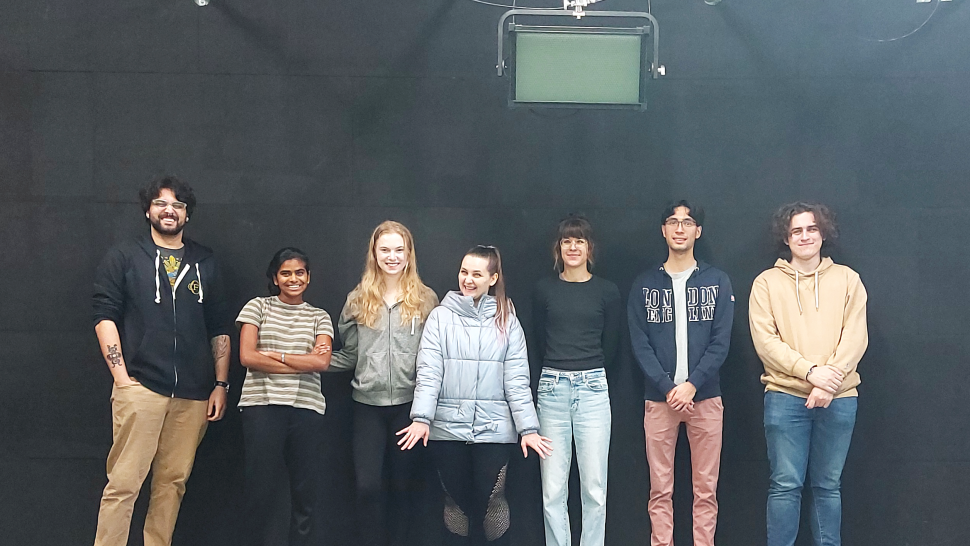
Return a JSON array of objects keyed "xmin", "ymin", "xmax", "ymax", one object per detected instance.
[{"xmin": 345, "ymin": 221, "xmax": 436, "ymax": 329}]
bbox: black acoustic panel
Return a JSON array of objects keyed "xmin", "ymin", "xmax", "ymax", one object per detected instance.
[
  {"xmin": 25, "ymin": 0, "xmax": 199, "ymax": 73},
  {"xmin": 0, "ymin": 0, "xmax": 29, "ymax": 70},
  {"xmin": 0, "ymin": 458, "xmax": 30, "ymax": 544},
  {"xmin": 652, "ymin": 80, "xmax": 802, "ymax": 210},
  {"xmin": 29, "ymin": 72, "xmax": 96, "ymax": 197},
  {"xmin": 852, "ymin": 335, "xmax": 970, "ymax": 462},
  {"xmin": 853, "ymin": 77, "xmax": 970, "ymax": 209},
  {"xmin": 0, "ymin": 332, "xmax": 109, "ymax": 458},
  {"xmin": 492, "ymin": 106, "xmax": 670, "ymax": 210},
  {"xmin": 802, "ymin": 1, "xmax": 970, "ymax": 79},
  {"xmin": 12, "ymin": 458, "xmax": 106, "ymax": 546},
  {"xmin": 354, "ymin": 76, "xmax": 669, "ymax": 210},
  {"xmin": 0, "ymin": 202, "xmax": 123, "ymax": 333},
  {"xmin": 0, "ymin": 71, "xmax": 33, "ymax": 200},
  {"xmin": 841, "ymin": 460, "xmax": 970, "ymax": 546},
  {"xmin": 198, "ymin": 0, "xmax": 492, "ymax": 79},
  {"xmin": 186, "ymin": 204, "xmax": 366, "ymax": 321},
  {"xmin": 197, "ymin": 0, "xmax": 291, "ymax": 76},
  {"xmin": 353, "ymin": 77, "xmax": 507, "ymax": 208},
  {"xmin": 645, "ymin": 0, "xmax": 802, "ymax": 81},
  {"xmin": 93, "ymin": 73, "xmax": 207, "ymax": 202},
  {"xmin": 198, "ymin": 74, "xmax": 356, "ymax": 207}
]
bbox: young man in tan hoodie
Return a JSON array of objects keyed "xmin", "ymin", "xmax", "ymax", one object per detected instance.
[{"xmin": 749, "ymin": 202, "xmax": 868, "ymax": 546}]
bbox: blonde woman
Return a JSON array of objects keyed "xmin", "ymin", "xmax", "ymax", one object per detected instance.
[{"xmin": 329, "ymin": 221, "xmax": 438, "ymax": 546}]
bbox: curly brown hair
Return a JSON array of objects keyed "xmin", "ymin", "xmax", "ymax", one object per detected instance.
[
  {"xmin": 139, "ymin": 175, "xmax": 196, "ymax": 218},
  {"xmin": 772, "ymin": 202, "xmax": 838, "ymax": 258}
]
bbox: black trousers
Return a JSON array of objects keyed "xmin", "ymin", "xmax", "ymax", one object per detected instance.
[
  {"xmin": 353, "ymin": 401, "xmax": 423, "ymax": 546},
  {"xmin": 430, "ymin": 441, "xmax": 514, "ymax": 546},
  {"xmin": 241, "ymin": 405, "xmax": 326, "ymax": 546}
]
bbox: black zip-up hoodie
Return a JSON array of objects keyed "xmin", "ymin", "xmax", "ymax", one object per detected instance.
[
  {"xmin": 93, "ymin": 234, "xmax": 230, "ymax": 400},
  {"xmin": 627, "ymin": 261, "xmax": 735, "ymax": 402}
]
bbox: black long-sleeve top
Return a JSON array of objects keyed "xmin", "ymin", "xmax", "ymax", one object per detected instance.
[{"xmin": 532, "ymin": 275, "xmax": 623, "ymax": 372}]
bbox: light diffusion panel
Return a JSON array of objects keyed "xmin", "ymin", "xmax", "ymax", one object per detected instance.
[{"xmin": 513, "ymin": 28, "xmax": 644, "ymax": 107}]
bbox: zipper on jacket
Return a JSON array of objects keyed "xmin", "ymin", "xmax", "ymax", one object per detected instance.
[
  {"xmin": 386, "ymin": 303, "xmax": 398, "ymax": 401},
  {"xmin": 170, "ymin": 265, "xmax": 192, "ymax": 398},
  {"xmin": 171, "ymin": 280, "xmax": 179, "ymax": 398}
]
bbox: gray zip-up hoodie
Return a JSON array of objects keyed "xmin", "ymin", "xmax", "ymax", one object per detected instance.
[
  {"xmin": 410, "ymin": 291, "xmax": 540, "ymax": 444},
  {"xmin": 329, "ymin": 286, "xmax": 438, "ymax": 406}
]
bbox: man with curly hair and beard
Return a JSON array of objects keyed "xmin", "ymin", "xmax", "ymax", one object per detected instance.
[{"xmin": 91, "ymin": 175, "xmax": 231, "ymax": 546}]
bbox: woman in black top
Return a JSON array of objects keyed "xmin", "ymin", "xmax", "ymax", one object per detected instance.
[{"xmin": 533, "ymin": 215, "xmax": 621, "ymax": 546}]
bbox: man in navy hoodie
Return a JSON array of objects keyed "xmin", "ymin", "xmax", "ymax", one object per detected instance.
[
  {"xmin": 627, "ymin": 200, "xmax": 734, "ymax": 546},
  {"xmin": 91, "ymin": 176, "xmax": 231, "ymax": 546}
]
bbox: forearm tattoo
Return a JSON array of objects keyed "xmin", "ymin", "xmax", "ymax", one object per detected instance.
[
  {"xmin": 211, "ymin": 335, "xmax": 229, "ymax": 360},
  {"xmin": 106, "ymin": 344, "xmax": 122, "ymax": 368}
]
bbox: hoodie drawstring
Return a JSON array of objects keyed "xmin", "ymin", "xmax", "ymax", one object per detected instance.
[
  {"xmin": 411, "ymin": 316, "xmax": 416, "ymax": 336},
  {"xmin": 195, "ymin": 263, "xmax": 204, "ymax": 303},
  {"xmin": 794, "ymin": 269, "xmax": 821, "ymax": 315},
  {"xmin": 154, "ymin": 250, "xmax": 162, "ymax": 304},
  {"xmin": 814, "ymin": 270, "xmax": 819, "ymax": 311}
]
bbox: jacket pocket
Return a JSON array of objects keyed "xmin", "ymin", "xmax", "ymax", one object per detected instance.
[{"xmin": 434, "ymin": 400, "xmax": 473, "ymax": 424}]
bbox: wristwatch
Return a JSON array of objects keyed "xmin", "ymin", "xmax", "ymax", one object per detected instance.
[{"xmin": 215, "ymin": 380, "xmax": 230, "ymax": 392}]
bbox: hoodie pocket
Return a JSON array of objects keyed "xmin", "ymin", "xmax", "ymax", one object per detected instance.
[
  {"xmin": 389, "ymin": 351, "xmax": 418, "ymax": 390},
  {"xmin": 354, "ymin": 352, "xmax": 388, "ymax": 393}
]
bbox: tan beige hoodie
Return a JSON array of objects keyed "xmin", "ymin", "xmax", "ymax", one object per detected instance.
[{"xmin": 749, "ymin": 257, "xmax": 868, "ymax": 398}]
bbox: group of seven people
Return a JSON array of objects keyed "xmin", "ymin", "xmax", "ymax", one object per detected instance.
[{"xmin": 91, "ymin": 176, "xmax": 867, "ymax": 546}]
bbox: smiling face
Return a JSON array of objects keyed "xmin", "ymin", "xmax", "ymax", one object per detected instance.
[
  {"xmin": 374, "ymin": 232, "xmax": 408, "ymax": 278},
  {"xmin": 785, "ymin": 211, "xmax": 823, "ymax": 264},
  {"xmin": 274, "ymin": 258, "xmax": 309, "ymax": 304},
  {"xmin": 559, "ymin": 237, "xmax": 589, "ymax": 270},
  {"xmin": 661, "ymin": 205, "xmax": 701, "ymax": 252},
  {"xmin": 146, "ymin": 188, "xmax": 188, "ymax": 237},
  {"xmin": 458, "ymin": 254, "xmax": 497, "ymax": 302}
]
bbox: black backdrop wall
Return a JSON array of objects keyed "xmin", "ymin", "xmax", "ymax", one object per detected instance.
[{"xmin": 2, "ymin": 0, "xmax": 969, "ymax": 545}]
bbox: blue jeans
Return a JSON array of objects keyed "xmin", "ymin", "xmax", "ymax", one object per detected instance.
[
  {"xmin": 764, "ymin": 391, "xmax": 857, "ymax": 546},
  {"xmin": 537, "ymin": 368, "xmax": 611, "ymax": 546}
]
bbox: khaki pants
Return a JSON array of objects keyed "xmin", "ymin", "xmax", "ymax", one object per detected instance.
[
  {"xmin": 94, "ymin": 383, "xmax": 208, "ymax": 546},
  {"xmin": 643, "ymin": 397, "xmax": 723, "ymax": 546}
]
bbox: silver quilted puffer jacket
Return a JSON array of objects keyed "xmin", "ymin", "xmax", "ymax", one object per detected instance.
[{"xmin": 410, "ymin": 291, "xmax": 539, "ymax": 443}]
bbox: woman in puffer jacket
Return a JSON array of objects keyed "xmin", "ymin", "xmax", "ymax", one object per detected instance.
[{"xmin": 398, "ymin": 245, "xmax": 552, "ymax": 546}]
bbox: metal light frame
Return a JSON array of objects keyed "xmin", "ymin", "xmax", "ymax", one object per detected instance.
[{"xmin": 497, "ymin": 9, "xmax": 661, "ymax": 79}]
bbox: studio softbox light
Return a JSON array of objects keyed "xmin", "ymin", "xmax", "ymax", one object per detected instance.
[{"xmin": 497, "ymin": 10, "xmax": 662, "ymax": 111}]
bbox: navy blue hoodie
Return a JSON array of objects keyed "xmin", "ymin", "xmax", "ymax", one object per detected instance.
[
  {"xmin": 627, "ymin": 261, "xmax": 734, "ymax": 402},
  {"xmin": 93, "ymin": 234, "xmax": 230, "ymax": 400}
]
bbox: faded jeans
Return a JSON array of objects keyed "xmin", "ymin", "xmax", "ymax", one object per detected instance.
[{"xmin": 537, "ymin": 368, "xmax": 611, "ymax": 546}]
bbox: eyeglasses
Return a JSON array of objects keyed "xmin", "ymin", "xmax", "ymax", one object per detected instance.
[
  {"xmin": 664, "ymin": 218, "xmax": 697, "ymax": 228},
  {"xmin": 151, "ymin": 199, "xmax": 187, "ymax": 210},
  {"xmin": 789, "ymin": 225, "xmax": 820, "ymax": 238}
]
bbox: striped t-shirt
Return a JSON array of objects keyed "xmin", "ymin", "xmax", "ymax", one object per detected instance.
[{"xmin": 235, "ymin": 296, "xmax": 334, "ymax": 415}]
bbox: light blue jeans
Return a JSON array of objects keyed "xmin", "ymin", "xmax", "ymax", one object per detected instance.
[
  {"xmin": 764, "ymin": 391, "xmax": 857, "ymax": 546},
  {"xmin": 537, "ymin": 368, "xmax": 612, "ymax": 546}
]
